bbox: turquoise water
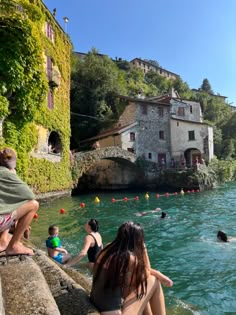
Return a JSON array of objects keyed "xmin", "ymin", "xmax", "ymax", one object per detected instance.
[{"xmin": 31, "ymin": 183, "xmax": 236, "ymax": 315}]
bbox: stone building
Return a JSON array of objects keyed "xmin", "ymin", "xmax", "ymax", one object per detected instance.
[
  {"xmin": 83, "ymin": 94, "xmax": 213, "ymax": 168},
  {"xmin": 130, "ymin": 58, "xmax": 179, "ymax": 79},
  {"xmin": 0, "ymin": 0, "xmax": 72, "ymax": 194}
]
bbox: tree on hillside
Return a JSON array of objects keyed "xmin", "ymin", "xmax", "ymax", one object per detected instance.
[
  {"xmin": 70, "ymin": 49, "xmax": 126, "ymax": 148},
  {"xmin": 200, "ymin": 78, "xmax": 213, "ymax": 94}
]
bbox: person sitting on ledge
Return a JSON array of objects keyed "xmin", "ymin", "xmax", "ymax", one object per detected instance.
[
  {"xmin": 46, "ymin": 225, "xmax": 71, "ymax": 264},
  {"xmin": 90, "ymin": 221, "xmax": 173, "ymax": 315},
  {"xmin": 0, "ymin": 148, "xmax": 39, "ymax": 256},
  {"xmin": 217, "ymin": 230, "xmax": 236, "ymax": 242}
]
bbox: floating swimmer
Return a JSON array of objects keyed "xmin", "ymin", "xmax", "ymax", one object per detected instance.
[
  {"xmin": 180, "ymin": 188, "xmax": 184, "ymax": 195},
  {"xmin": 145, "ymin": 193, "xmax": 149, "ymax": 199},
  {"xmin": 135, "ymin": 208, "xmax": 161, "ymax": 217}
]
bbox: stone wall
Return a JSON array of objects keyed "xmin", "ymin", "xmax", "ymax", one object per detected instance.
[{"xmin": 0, "ymin": 249, "xmax": 99, "ymax": 315}]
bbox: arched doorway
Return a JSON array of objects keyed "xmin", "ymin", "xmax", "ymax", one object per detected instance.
[
  {"xmin": 184, "ymin": 148, "xmax": 201, "ymax": 167},
  {"xmin": 48, "ymin": 131, "xmax": 62, "ymax": 154}
]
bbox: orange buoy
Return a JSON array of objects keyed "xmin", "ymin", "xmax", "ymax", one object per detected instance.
[
  {"xmin": 60, "ymin": 208, "xmax": 65, "ymax": 214},
  {"xmin": 111, "ymin": 198, "xmax": 116, "ymax": 203},
  {"xmin": 135, "ymin": 196, "xmax": 139, "ymax": 201},
  {"xmin": 33, "ymin": 213, "xmax": 38, "ymax": 219},
  {"xmin": 80, "ymin": 203, "xmax": 85, "ymax": 208},
  {"xmin": 123, "ymin": 197, "xmax": 128, "ymax": 202}
]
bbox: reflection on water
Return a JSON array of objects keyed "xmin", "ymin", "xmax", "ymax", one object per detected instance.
[{"xmin": 31, "ymin": 182, "xmax": 236, "ymax": 315}]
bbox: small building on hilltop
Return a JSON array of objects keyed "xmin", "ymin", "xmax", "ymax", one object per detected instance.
[
  {"xmin": 0, "ymin": 0, "xmax": 72, "ymax": 195},
  {"xmin": 130, "ymin": 57, "xmax": 180, "ymax": 80}
]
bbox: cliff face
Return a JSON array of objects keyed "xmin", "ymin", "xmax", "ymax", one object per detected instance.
[{"xmin": 0, "ymin": 249, "xmax": 99, "ymax": 315}]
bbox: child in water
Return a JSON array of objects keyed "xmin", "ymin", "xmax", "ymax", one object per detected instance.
[{"xmin": 46, "ymin": 225, "xmax": 71, "ymax": 264}]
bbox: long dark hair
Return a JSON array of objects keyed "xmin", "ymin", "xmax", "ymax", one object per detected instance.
[{"xmin": 93, "ymin": 221, "xmax": 147, "ymax": 299}]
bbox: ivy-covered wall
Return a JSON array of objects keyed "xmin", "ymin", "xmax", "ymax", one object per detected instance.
[{"xmin": 0, "ymin": 0, "xmax": 72, "ymax": 193}]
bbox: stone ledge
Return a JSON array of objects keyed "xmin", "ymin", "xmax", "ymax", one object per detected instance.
[
  {"xmin": 33, "ymin": 249, "xmax": 99, "ymax": 315},
  {"xmin": 0, "ymin": 254, "xmax": 60, "ymax": 315}
]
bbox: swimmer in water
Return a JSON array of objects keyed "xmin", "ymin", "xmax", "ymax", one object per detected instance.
[
  {"xmin": 135, "ymin": 208, "xmax": 161, "ymax": 217},
  {"xmin": 217, "ymin": 230, "xmax": 236, "ymax": 242}
]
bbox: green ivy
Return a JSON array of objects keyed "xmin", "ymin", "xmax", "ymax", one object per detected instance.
[{"xmin": 0, "ymin": 0, "xmax": 73, "ymax": 192}]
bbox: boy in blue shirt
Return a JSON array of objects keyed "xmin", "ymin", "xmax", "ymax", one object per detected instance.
[{"xmin": 46, "ymin": 225, "xmax": 71, "ymax": 264}]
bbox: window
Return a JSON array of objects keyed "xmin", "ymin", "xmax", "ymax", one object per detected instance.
[
  {"xmin": 158, "ymin": 107, "xmax": 164, "ymax": 117},
  {"xmin": 130, "ymin": 132, "xmax": 135, "ymax": 141},
  {"xmin": 188, "ymin": 130, "xmax": 195, "ymax": 141},
  {"xmin": 141, "ymin": 104, "xmax": 147, "ymax": 115},
  {"xmin": 177, "ymin": 122, "xmax": 179, "ymax": 126},
  {"xmin": 148, "ymin": 152, "xmax": 152, "ymax": 159},
  {"xmin": 190, "ymin": 105, "xmax": 193, "ymax": 113},
  {"xmin": 45, "ymin": 22, "xmax": 54, "ymax": 42},
  {"xmin": 178, "ymin": 107, "xmax": 185, "ymax": 116},
  {"xmin": 127, "ymin": 148, "xmax": 135, "ymax": 153},
  {"xmin": 46, "ymin": 56, "xmax": 52, "ymax": 80},
  {"xmin": 47, "ymin": 89, "xmax": 54, "ymax": 109},
  {"xmin": 159, "ymin": 130, "xmax": 164, "ymax": 140}
]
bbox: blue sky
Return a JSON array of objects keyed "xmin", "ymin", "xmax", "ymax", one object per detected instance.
[{"xmin": 44, "ymin": 0, "xmax": 236, "ymax": 106}]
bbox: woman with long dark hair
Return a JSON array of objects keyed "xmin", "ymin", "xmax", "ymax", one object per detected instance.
[
  {"xmin": 65, "ymin": 218, "xmax": 103, "ymax": 269},
  {"xmin": 90, "ymin": 221, "xmax": 173, "ymax": 315}
]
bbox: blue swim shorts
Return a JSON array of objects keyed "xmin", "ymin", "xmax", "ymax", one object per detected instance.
[{"xmin": 53, "ymin": 253, "xmax": 63, "ymax": 264}]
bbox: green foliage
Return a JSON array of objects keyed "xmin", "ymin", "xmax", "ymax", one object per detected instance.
[
  {"xmin": 0, "ymin": 4, "xmax": 47, "ymax": 122},
  {"xmin": 0, "ymin": 0, "xmax": 72, "ymax": 192},
  {"xmin": 200, "ymin": 78, "xmax": 213, "ymax": 94},
  {"xmin": 209, "ymin": 158, "xmax": 236, "ymax": 183},
  {"xmin": 0, "ymin": 95, "xmax": 9, "ymax": 118}
]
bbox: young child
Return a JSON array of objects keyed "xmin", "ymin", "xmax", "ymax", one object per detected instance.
[{"xmin": 46, "ymin": 225, "xmax": 71, "ymax": 264}]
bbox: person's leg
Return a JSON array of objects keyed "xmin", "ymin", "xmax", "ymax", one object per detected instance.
[
  {"xmin": 62, "ymin": 253, "xmax": 72, "ymax": 264},
  {"xmin": 149, "ymin": 279, "xmax": 166, "ymax": 315},
  {"xmin": 0, "ymin": 230, "xmax": 12, "ymax": 252},
  {"xmin": 6, "ymin": 200, "xmax": 39, "ymax": 256},
  {"xmin": 143, "ymin": 302, "xmax": 152, "ymax": 315},
  {"xmin": 122, "ymin": 276, "xmax": 166, "ymax": 315}
]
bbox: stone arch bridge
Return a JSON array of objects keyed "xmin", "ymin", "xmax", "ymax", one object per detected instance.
[{"xmin": 72, "ymin": 146, "xmax": 137, "ymax": 185}]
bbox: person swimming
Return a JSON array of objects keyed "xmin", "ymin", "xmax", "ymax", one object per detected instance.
[
  {"xmin": 135, "ymin": 208, "xmax": 161, "ymax": 217},
  {"xmin": 217, "ymin": 230, "xmax": 236, "ymax": 242},
  {"xmin": 161, "ymin": 212, "xmax": 167, "ymax": 219}
]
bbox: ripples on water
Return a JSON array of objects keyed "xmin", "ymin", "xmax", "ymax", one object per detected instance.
[{"xmin": 31, "ymin": 183, "xmax": 236, "ymax": 315}]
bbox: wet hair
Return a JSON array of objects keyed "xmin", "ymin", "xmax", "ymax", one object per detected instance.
[
  {"xmin": 217, "ymin": 230, "xmax": 228, "ymax": 242},
  {"xmin": 0, "ymin": 148, "xmax": 17, "ymax": 169},
  {"xmin": 94, "ymin": 221, "xmax": 147, "ymax": 299},
  {"xmin": 87, "ymin": 219, "xmax": 99, "ymax": 232},
  {"xmin": 161, "ymin": 212, "xmax": 167, "ymax": 219},
  {"xmin": 48, "ymin": 225, "xmax": 58, "ymax": 236}
]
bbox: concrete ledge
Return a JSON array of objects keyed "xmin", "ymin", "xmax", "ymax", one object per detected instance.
[
  {"xmin": 33, "ymin": 249, "xmax": 99, "ymax": 315},
  {"xmin": 0, "ymin": 255, "xmax": 60, "ymax": 315}
]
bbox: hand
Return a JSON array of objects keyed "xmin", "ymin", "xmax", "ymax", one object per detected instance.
[
  {"xmin": 160, "ymin": 276, "xmax": 173, "ymax": 287},
  {"xmin": 63, "ymin": 249, "xmax": 68, "ymax": 254}
]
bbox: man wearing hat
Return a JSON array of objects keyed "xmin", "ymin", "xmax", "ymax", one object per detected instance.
[{"xmin": 0, "ymin": 148, "xmax": 39, "ymax": 256}]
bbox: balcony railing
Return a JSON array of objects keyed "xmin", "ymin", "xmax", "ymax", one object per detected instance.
[{"xmin": 0, "ymin": 1, "xmax": 25, "ymax": 17}]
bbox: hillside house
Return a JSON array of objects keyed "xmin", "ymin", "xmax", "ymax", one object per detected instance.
[{"xmin": 130, "ymin": 58, "xmax": 179, "ymax": 80}]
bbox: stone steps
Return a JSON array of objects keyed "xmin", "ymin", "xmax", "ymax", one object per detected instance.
[{"xmin": 0, "ymin": 250, "xmax": 99, "ymax": 315}]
